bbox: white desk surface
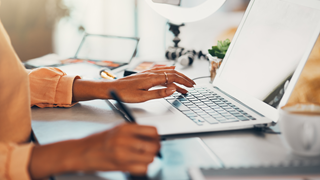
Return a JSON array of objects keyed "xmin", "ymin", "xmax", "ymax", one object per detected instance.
[{"xmin": 31, "ymin": 59, "xmax": 320, "ymax": 180}]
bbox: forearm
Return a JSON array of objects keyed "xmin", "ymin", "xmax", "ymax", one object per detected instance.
[
  {"xmin": 72, "ymin": 79, "xmax": 114, "ymax": 102},
  {"xmin": 29, "ymin": 139, "xmax": 85, "ymax": 179}
]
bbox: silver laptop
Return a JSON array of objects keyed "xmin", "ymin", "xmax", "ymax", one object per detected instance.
[{"xmin": 110, "ymin": 0, "xmax": 320, "ymax": 136}]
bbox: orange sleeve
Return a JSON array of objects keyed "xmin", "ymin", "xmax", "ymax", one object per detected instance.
[
  {"xmin": 28, "ymin": 67, "xmax": 81, "ymax": 108},
  {"xmin": 0, "ymin": 143, "xmax": 34, "ymax": 180}
]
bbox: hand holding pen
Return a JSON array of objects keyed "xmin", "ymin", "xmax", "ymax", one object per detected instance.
[
  {"xmin": 110, "ymin": 90, "xmax": 162, "ymax": 159},
  {"xmin": 110, "ymin": 90, "xmax": 162, "ymax": 179}
]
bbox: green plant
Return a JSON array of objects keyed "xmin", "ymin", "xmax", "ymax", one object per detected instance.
[{"xmin": 208, "ymin": 39, "xmax": 231, "ymax": 59}]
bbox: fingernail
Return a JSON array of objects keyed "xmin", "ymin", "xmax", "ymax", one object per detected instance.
[{"xmin": 166, "ymin": 87, "xmax": 176, "ymax": 95}]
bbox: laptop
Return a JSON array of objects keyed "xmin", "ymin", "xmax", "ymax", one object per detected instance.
[{"xmin": 109, "ymin": 0, "xmax": 320, "ymax": 136}]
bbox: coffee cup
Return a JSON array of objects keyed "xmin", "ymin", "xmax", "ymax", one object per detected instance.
[{"xmin": 279, "ymin": 104, "xmax": 320, "ymax": 156}]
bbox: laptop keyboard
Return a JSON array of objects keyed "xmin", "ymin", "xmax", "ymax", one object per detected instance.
[{"xmin": 164, "ymin": 87, "xmax": 256, "ymax": 126}]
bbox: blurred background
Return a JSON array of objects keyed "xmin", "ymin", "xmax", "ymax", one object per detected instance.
[{"xmin": 0, "ymin": 0, "xmax": 250, "ymax": 62}]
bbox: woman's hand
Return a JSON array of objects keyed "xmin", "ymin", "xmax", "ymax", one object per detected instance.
[
  {"xmin": 110, "ymin": 66, "xmax": 195, "ymax": 102},
  {"xmin": 72, "ymin": 66, "xmax": 196, "ymax": 103},
  {"xmin": 29, "ymin": 124, "xmax": 161, "ymax": 179},
  {"xmin": 76, "ymin": 124, "xmax": 160, "ymax": 174}
]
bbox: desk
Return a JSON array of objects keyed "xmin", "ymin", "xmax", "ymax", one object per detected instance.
[{"xmin": 31, "ymin": 58, "xmax": 320, "ymax": 180}]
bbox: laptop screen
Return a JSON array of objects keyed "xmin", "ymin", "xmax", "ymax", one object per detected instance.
[{"xmin": 219, "ymin": 0, "xmax": 320, "ymax": 108}]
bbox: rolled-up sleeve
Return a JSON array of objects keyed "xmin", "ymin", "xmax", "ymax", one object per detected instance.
[
  {"xmin": 0, "ymin": 143, "xmax": 34, "ymax": 180},
  {"xmin": 28, "ymin": 67, "xmax": 80, "ymax": 108}
]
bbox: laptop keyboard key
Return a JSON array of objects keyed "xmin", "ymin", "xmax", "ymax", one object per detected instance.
[
  {"xmin": 181, "ymin": 110, "xmax": 192, "ymax": 113},
  {"xmin": 190, "ymin": 118, "xmax": 204, "ymax": 126},
  {"xmin": 200, "ymin": 115, "xmax": 211, "ymax": 119},
  {"xmin": 203, "ymin": 117, "xmax": 219, "ymax": 124},
  {"xmin": 230, "ymin": 112, "xmax": 241, "ymax": 116},
  {"xmin": 187, "ymin": 97, "xmax": 197, "ymax": 100},
  {"xmin": 220, "ymin": 119, "xmax": 239, "ymax": 123},
  {"xmin": 237, "ymin": 116, "xmax": 249, "ymax": 121},
  {"xmin": 226, "ymin": 117, "xmax": 237, "ymax": 120},
  {"xmin": 185, "ymin": 113, "xmax": 197, "ymax": 117},
  {"xmin": 189, "ymin": 107, "xmax": 199, "ymax": 110},
  {"xmin": 209, "ymin": 112, "xmax": 219, "ymax": 116},
  {"xmin": 202, "ymin": 108, "xmax": 212, "ymax": 112},
  {"xmin": 214, "ymin": 117, "xmax": 227, "ymax": 121},
  {"xmin": 170, "ymin": 101, "xmax": 190, "ymax": 111},
  {"xmin": 183, "ymin": 102, "xmax": 193, "ymax": 106},
  {"xmin": 165, "ymin": 96, "xmax": 175, "ymax": 100},
  {"xmin": 247, "ymin": 116, "xmax": 256, "ymax": 120},
  {"xmin": 194, "ymin": 110, "xmax": 205, "ymax": 114}
]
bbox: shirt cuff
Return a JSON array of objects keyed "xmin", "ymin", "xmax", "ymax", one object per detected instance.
[
  {"xmin": 9, "ymin": 143, "xmax": 34, "ymax": 180},
  {"xmin": 48, "ymin": 75, "xmax": 81, "ymax": 108},
  {"xmin": 33, "ymin": 74, "xmax": 80, "ymax": 108},
  {"xmin": 29, "ymin": 67, "xmax": 81, "ymax": 108}
]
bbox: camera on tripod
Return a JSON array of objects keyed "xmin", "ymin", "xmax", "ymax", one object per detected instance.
[{"xmin": 165, "ymin": 22, "xmax": 207, "ymax": 66}]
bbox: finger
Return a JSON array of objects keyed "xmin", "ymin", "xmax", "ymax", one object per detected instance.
[
  {"xmin": 119, "ymin": 124, "xmax": 160, "ymax": 140},
  {"xmin": 137, "ymin": 86, "xmax": 176, "ymax": 101},
  {"xmin": 116, "ymin": 137, "xmax": 160, "ymax": 155},
  {"xmin": 152, "ymin": 69, "xmax": 195, "ymax": 85},
  {"xmin": 167, "ymin": 69, "xmax": 195, "ymax": 85},
  {"xmin": 151, "ymin": 66, "xmax": 175, "ymax": 70},
  {"xmin": 141, "ymin": 72, "xmax": 191, "ymax": 88},
  {"xmin": 174, "ymin": 71, "xmax": 196, "ymax": 85},
  {"xmin": 113, "ymin": 148, "xmax": 156, "ymax": 165},
  {"xmin": 147, "ymin": 70, "xmax": 195, "ymax": 88},
  {"xmin": 124, "ymin": 164, "xmax": 149, "ymax": 176},
  {"xmin": 172, "ymin": 84, "xmax": 188, "ymax": 94},
  {"xmin": 142, "ymin": 66, "xmax": 175, "ymax": 73},
  {"xmin": 149, "ymin": 66, "xmax": 175, "ymax": 71},
  {"xmin": 169, "ymin": 73, "xmax": 195, "ymax": 87},
  {"xmin": 162, "ymin": 83, "xmax": 188, "ymax": 94},
  {"xmin": 154, "ymin": 72, "xmax": 193, "ymax": 88}
]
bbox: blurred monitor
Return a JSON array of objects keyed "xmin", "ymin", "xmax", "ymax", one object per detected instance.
[{"xmin": 74, "ymin": 34, "xmax": 139, "ymax": 70}]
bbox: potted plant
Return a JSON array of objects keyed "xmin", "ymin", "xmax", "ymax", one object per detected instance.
[{"xmin": 207, "ymin": 39, "xmax": 231, "ymax": 83}]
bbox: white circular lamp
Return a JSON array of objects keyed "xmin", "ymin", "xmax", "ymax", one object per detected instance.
[
  {"xmin": 145, "ymin": 0, "xmax": 226, "ymax": 23},
  {"xmin": 145, "ymin": 0, "xmax": 226, "ymax": 66}
]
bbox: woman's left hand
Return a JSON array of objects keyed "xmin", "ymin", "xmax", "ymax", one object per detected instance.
[
  {"xmin": 72, "ymin": 66, "xmax": 195, "ymax": 103},
  {"xmin": 109, "ymin": 66, "xmax": 195, "ymax": 103}
]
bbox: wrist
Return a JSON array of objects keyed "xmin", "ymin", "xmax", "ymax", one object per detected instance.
[
  {"xmin": 62, "ymin": 139, "xmax": 88, "ymax": 172},
  {"xmin": 29, "ymin": 140, "xmax": 85, "ymax": 179},
  {"xmin": 72, "ymin": 79, "xmax": 115, "ymax": 101},
  {"xmin": 95, "ymin": 80, "xmax": 116, "ymax": 100}
]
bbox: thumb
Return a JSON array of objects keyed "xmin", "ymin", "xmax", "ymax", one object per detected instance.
[
  {"xmin": 165, "ymin": 87, "xmax": 176, "ymax": 96},
  {"xmin": 141, "ymin": 87, "xmax": 176, "ymax": 101}
]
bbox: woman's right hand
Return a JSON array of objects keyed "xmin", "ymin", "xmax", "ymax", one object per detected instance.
[
  {"xmin": 76, "ymin": 123, "xmax": 161, "ymax": 174},
  {"xmin": 29, "ymin": 124, "xmax": 160, "ymax": 179}
]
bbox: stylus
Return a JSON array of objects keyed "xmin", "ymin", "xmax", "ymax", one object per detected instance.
[{"xmin": 109, "ymin": 90, "xmax": 162, "ymax": 159}]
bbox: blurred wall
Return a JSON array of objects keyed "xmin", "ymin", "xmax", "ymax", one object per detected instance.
[
  {"xmin": 0, "ymin": 0, "xmax": 250, "ymax": 61},
  {"xmin": 54, "ymin": 0, "xmax": 136, "ymax": 58},
  {"xmin": 0, "ymin": 0, "xmax": 68, "ymax": 61}
]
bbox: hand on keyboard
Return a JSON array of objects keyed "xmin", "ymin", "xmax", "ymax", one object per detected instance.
[{"xmin": 109, "ymin": 66, "xmax": 196, "ymax": 103}]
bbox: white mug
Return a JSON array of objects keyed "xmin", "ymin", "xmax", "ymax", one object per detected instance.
[{"xmin": 279, "ymin": 104, "xmax": 320, "ymax": 156}]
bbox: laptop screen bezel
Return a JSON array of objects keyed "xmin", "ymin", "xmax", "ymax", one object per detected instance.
[{"xmin": 213, "ymin": 0, "xmax": 320, "ymax": 122}]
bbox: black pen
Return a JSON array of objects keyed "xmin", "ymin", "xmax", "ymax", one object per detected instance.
[{"xmin": 109, "ymin": 90, "xmax": 162, "ymax": 159}]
